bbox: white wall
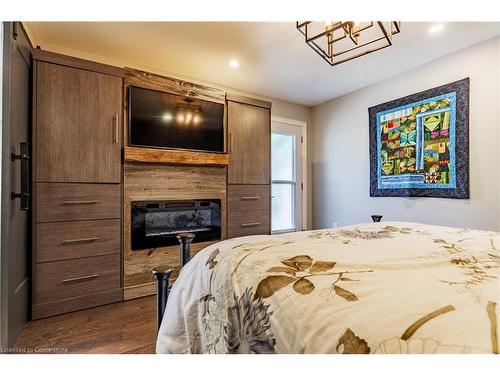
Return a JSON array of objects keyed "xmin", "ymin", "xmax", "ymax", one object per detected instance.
[{"xmin": 312, "ymin": 37, "xmax": 500, "ymax": 231}]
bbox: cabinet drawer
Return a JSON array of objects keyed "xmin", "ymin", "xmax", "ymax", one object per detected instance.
[
  {"xmin": 37, "ymin": 183, "xmax": 120, "ymax": 222},
  {"xmin": 228, "ymin": 184, "xmax": 270, "ymax": 212},
  {"xmin": 37, "ymin": 219, "xmax": 120, "ymax": 263},
  {"xmin": 228, "ymin": 209, "xmax": 270, "ymax": 238},
  {"xmin": 36, "ymin": 254, "xmax": 120, "ymax": 304}
]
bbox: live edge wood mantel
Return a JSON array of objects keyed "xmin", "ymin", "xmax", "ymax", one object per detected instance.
[{"xmin": 124, "ymin": 146, "xmax": 229, "ymax": 166}]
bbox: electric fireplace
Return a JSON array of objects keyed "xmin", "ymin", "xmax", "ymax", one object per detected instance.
[{"xmin": 131, "ymin": 199, "xmax": 221, "ymax": 250}]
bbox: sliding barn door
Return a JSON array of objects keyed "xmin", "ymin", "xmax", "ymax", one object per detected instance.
[{"xmin": 0, "ymin": 22, "xmax": 31, "ymax": 348}]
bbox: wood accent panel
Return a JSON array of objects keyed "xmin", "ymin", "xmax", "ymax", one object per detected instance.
[
  {"xmin": 32, "ymin": 289, "xmax": 123, "ymax": 321},
  {"xmin": 227, "ymin": 101, "xmax": 270, "ymax": 184},
  {"xmin": 35, "ymin": 254, "xmax": 120, "ymax": 305},
  {"xmin": 35, "ymin": 61, "xmax": 122, "ymax": 183},
  {"xmin": 37, "ymin": 219, "xmax": 120, "ymax": 263},
  {"xmin": 124, "ymin": 163, "xmax": 227, "ymax": 196},
  {"xmin": 36, "ymin": 183, "xmax": 120, "ymax": 222},
  {"xmin": 228, "ymin": 209, "xmax": 270, "ymax": 238},
  {"xmin": 124, "ymin": 146, "xmax": 229, "ymax": 166},
  {"xmin": 226, "ymin": 93, "xmax": 272, "ymax": 109},
  {"xmin": 33, "ymin": 49, "xmax": 124, "ymax": 77},
  {"xmin": 18, "ymin": 296, "xmax": 156, "ymax": 353},
  {"xmin": 124, "ymin": 67, "xmax": 225, "ymax": 104},
  {"xmin": 228, "ymin": 184, "xmax": 270, "ymax": 212},
  {"xmin": 123, "ymin": 163, "xmax": 227, "ymax": 299},
  {"xmin": 122, "ymin": 243, "xmax": 208, "ymax": 300}
]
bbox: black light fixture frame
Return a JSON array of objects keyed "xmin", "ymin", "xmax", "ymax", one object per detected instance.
[{"xmin": 296, "ymin": 21, "xmax": 401, "ymax": 66}]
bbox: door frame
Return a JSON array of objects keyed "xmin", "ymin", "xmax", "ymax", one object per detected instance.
[
  {"xmin": 0, "ymin": 20, "xmax": 5, "ymax": 348},
  {"xmin": 271, "ymin": 115, "xmax": 307, "ymax": 232}
]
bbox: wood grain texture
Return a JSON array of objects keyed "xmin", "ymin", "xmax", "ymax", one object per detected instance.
[
  {"xmin": 32, "ymin": 289, "xmax": 123, "ymax": 321},
  {"xmin": 35, "ymin": 254, "xmax": 121, "ymax": 305},
  {"xmin": 123, "ymin": 163, "xmax": 227, "ymax": 299},
  {"xmin": 37, "ymin": 219, "xmax": 120, "ymax": 263},
  {"xmin": 36, "ymin": 183, "xmax": 120, "ymax": 222},
  {"xmin": 31, "ymin": 53, "xmax": 124, "ymax": 320},
  {"xmin": 226, "ymin": 93, "xmax": 272, "ymax": 109},
  {"xmin": 124, "ymin": 67, "xmax": 225, "ymax": 104},
  {"xmin": 22, "ymin": 296, "xmax": 156, "ymax": 353},
  {"xmin": 35, "ymin": 62, "xmax": 122, "ymax": 183},
  {"xmin": 228, "ymin": 184, "xmax": 270, "ymax": 212},
  {"xmin": 227, "ymin": 209, "xmax": 270, "ymax": 238},
  {"xmin": 124, "ymin": 146, "xmax": 229, "ymax": 166},
  {"xmin": 33, "ymin": 49, "xmax": 124, "ymax": 77},
  {"xmin": 227, "ymin": 101, "xmax": 270, "ymax": 184},
  {"xmin": 122, "ymin": 241, "xmax": 209, "ymax": 301}
]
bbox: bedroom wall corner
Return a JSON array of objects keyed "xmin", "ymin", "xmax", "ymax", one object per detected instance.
[{"xmin": 311, "ymin": 36, "xmax": 500, "ymax": 231}]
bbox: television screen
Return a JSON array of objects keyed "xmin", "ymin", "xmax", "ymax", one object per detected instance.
[{"xmin": 129, "ymin": 86, "xmax": 224, "ymax": 152}]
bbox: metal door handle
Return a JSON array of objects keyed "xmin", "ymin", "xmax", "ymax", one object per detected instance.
[
  {"xmin": 112, "ymin": 114, "xmax": 119, "ymax": 143},
  {"xmin": 62, "ymin": 237, "xmax": 99, "ymax": 245},
  {"xmin": 241, "ymin": 196, "xmax": 260, "ymax": 200},
  {"xmin": 62, "ymin": 274, "xmax": 99, "ymax": 283},
  {"xmin": 11, "ymin": 142, "xmax": 30, "ymax": 210},
  {"xmin": 229, "ymin": 132, "xmax": 232, "ymax": 153}
]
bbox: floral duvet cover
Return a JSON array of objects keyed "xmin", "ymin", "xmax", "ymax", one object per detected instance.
[{"xmin": 156, "ymin": 222, "xmax": 500, "ymax": 354}]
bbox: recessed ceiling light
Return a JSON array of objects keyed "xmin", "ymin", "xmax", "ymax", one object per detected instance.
[
  {"xmin": 229, "ymin": 59, "xmax": 239, "ymax": 68},
  {"xmin": 429, "ymin": 24, "xmax": 445, "ymax": 33}
]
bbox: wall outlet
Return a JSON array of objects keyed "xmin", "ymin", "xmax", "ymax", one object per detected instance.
[{"xmin": 333, "ymin": 222, "xmax": 339, "ymax": 229}]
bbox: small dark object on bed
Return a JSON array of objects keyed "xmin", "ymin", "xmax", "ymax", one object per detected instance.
[
  {"xmin": 152, "ymin": 266, "xmax": 174, "ymax": 332},
  {"xmin": 371, "ymin": 215, "xmax": 383, "ymax": 222}
]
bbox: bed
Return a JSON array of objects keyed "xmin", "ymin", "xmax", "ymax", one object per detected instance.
[{"xmin": 156, "ymin": 222, "xmax": 500, "ymax": 354}]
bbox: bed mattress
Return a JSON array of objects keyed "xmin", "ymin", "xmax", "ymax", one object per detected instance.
[{"xmin": 156, "ymin": 222, "xmax": 499, "ymax": 354}]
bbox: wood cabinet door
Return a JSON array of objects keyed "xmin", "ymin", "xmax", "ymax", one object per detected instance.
[
  {"xmin": 35, "ymin": 62, "xmax": 122, "ymax": 183},
  {"xmin": 227, "ymin": 101, "xmax": 270, "ymax": 184}
]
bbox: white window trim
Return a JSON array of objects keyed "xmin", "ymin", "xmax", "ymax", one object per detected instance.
[{"xmin": 271, "ymin": 115, "xmax": 308, "ymax": 231}]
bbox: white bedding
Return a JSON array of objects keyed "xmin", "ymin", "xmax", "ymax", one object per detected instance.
[{"xmin": 156, "ymin": 222, "xmax": 500, "ymax": 354}]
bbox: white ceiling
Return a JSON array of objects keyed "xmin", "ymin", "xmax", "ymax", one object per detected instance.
[{"xmin": 25, "ymin": 22, "xmax": 500, "ymax": 106}]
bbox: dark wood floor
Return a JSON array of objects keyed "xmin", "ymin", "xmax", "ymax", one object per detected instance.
[{"xmin": 15, "ymin": 296, "xmax": 157, "ymax": 354}]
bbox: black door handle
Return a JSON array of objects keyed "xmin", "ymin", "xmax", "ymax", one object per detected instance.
[{"xmin": 11, "ymin": 142, "xmax": 30, "ymax": 211}]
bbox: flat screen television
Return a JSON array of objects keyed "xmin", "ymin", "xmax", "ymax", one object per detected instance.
[{"xmin": 128, "ymin": 86, "xmax": 224, "ymax": 152}]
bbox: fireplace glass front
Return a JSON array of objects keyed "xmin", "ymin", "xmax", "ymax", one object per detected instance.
[{"xmin": 131, "ymin": 199, "xmax": 221, "ymax": 250}]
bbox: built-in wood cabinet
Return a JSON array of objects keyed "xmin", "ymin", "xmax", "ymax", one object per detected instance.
[
  {"xmin": 32, "ymin": 51, "xmax": 123, "ymax": 319},
  {"xmin": 35, "ymin": 61, "xmax": 122, "ymax": 183},
  {"xmin": 226, "ymin": 95, "xmax": 271, "ymax": 238},
  {"xmin": 227, "ymin": 100, "xmax": 270, "ymax": 184}
]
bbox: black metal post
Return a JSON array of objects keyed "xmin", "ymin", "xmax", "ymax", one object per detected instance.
[
  {"xmin": 152, "ymin": 233, "xmax": 195, "ymax": 333},
  {"xmin": 371, "ymin": 215, "xmax": 383, "ymax": 223},
  {"xmin": 177, "ymin": 232, "xmax": 195, "ymax": 268},
  {"xmin": 152, "ymin": 266, "xmax": 173, "ymax": 332}
]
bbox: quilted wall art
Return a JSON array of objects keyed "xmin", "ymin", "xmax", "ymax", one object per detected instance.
[{"xmin": 369, "ymin": 78, "xmax": 470, "ymax": 198}]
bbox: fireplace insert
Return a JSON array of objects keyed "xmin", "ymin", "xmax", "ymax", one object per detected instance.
[{"xmin": 131, "ymin": 199, "xmax": 221, "ymax": 250}]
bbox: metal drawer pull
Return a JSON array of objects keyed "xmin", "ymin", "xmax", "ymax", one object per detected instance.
[
  {"xmin": 241, "ymin": 222, "xmax": 260, "ymax": 228},
  {"xmin": 62, "ymin": 274, "xmax": 99, "ymax": 283},
  {"xmin": 241, "ymin": 196, "xmax": 260, "ymax": 200},
  {"xmin": 62, "ymin": 200, "xmax": 100, "ymax": 205},
  {"xmin": 62, "ymin": 237, "xmax": 99, "ymax": 245}
]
